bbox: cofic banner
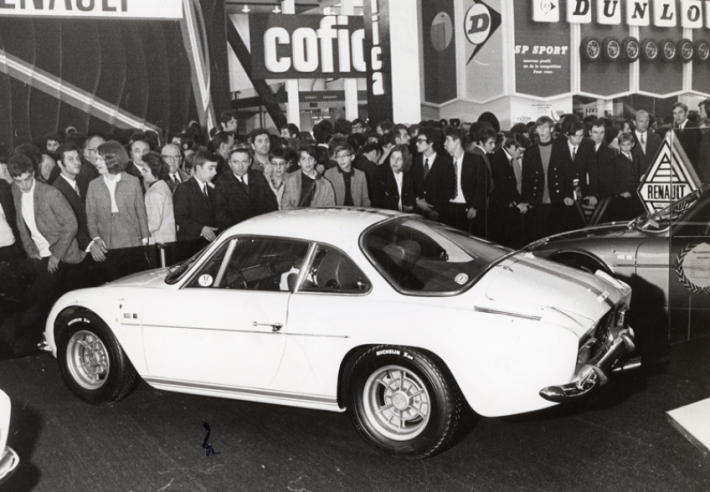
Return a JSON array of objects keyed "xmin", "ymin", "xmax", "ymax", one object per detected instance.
[
  {"xmin": 0, "ymin": 0, "xmax": 182, "ymax": 19},
  {"xmin": 249, "ymin": 14, "xmax": 366, "ymax": 79}
]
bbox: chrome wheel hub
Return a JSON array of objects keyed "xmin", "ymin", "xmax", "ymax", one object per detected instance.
[
  {"xmin": 362, "ymin": 365, "xmax": 431, "ymax": 441},
  {"xmin": 67, "ymin": 330, "xmax": 110, "ymax": 390}
]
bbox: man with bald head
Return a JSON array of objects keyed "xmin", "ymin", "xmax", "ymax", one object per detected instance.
[
  {"xmin": 161, "ymin": 143, "xmax": 190, "ymax": 192},
  {"xmin": 631, "ymin": 110, "xmax": 661, "ymax": 177}
]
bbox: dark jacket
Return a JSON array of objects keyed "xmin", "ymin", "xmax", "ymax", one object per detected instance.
[
  {"xmin": 411, "ymin": 151, "xmax": 455, "ymax": 215},
  {"xmin": 522, "ymin": 140, "xmax": 571, "ymax": 205},
  {"xmin": 173, "ymin": 177, "xmax": 217, "ymax": 242},
  {"xmin": 371, "ymin": 165, "xmax": 414, "ymax": 211},
  {"xmin": 631, "ymin": 130, "xmax": 662, "ymax": 178},
  {"xmin": 53, "ymin": 175, "xmax": 92, "ymax": 251},
  {"xmin": 612, "ymin": 152, "xmax": 642, "ymax": 196},
  {"xmin": 588, "ymin": 141, "xmax": 618, "ymax": 199},
  {"xmin": 459, "ymin": 152, "xmax": 490, "ymax": 212},
  {"xmin": 214, "ymin": 170, "xmax": 278, "ymax": 230},
  {"xmin": 675, "ymin": 121, "xmax": 701, "ymax": 168},
  {"xmin": 489, "ymin": 148, "xmax": 522, "ymax": 209}
]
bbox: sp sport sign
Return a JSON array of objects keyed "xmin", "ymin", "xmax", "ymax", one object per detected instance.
[{"xmin": 249, "ymin": 14, "xmax": 366, "ymax": 79}]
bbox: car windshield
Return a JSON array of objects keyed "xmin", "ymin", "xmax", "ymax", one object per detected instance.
[
  {"xmin": 633, "ymin": 185, "xmax": 710, "ymax": 232},
  {"xmin": 164, "ymin": 246, "xmax": 211, "ymax": 284},
  {"xmin": 361, "ymin": 217, "xmax": 510, "ymax": 294}
]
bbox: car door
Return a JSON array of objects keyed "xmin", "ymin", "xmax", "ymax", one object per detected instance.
[
  {"xmin": 668, "ymin": 194, "xmax": 710, "ymax": 342},
  {"xmin": 142, "ymin": 236, "xmax": 311, "ymax": 390}
]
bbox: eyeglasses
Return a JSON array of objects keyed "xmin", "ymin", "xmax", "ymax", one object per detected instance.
[
  {"xmin": 86, "ymin": 148, "xmax": 98, "ymax": 153},
  {"xmin": 416, "ymin": 138, "xmax": 428, "ymax": 143},
  {"xmin": 161, "ymin": 155, "xmax": 181, "ymax": 161}
]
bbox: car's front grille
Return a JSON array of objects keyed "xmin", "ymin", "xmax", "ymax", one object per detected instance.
[{"xmin": 577, "ymin": 303, "xmax": 628, "ymax": 366}]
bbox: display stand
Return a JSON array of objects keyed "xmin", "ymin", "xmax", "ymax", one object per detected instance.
[{"xmin": 667, "ymin": 398, "xmax": 710, "ymax": 458}]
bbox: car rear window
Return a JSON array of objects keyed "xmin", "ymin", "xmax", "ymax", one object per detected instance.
[{"xmin": 361, "ymin": 217, "xmax": 509, "ymax": 294}]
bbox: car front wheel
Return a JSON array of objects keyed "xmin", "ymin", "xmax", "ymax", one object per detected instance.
[
  {"xmin": 56, "ymin": 311, "xmax": 139, "ymax": 405},
  {"xmin": 347, "ymin": 346, "xmax": 462, "ymax": 459}
]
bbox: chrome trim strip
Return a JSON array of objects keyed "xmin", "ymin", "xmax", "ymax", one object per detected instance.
[
  {"xmin": 140, "ymin": 324, "xmax": 349, "ymax": 338},
  {"xmin": 143, "ymin": 377, "xmax": 338, "ymax": 405},
  {"xmin": 474, "ymin": 306, "xmax": 542, "ymax": 320}
]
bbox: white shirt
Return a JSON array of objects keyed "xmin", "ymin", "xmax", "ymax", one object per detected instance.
[
  {"xmin": 103, "ymin": 173, "xmax": 121, "ymax": 213},
  {"xmin": 170, "ymin": 173, "xmax": 182, "ymax": 184},
  {"xmin": 21, "ymin": 180, "xmax": 52, "ymax": 257},
  {"xmin": 60, "ymin": 174, "xmax": 80, "ymax": 195},
  {"xmin": 450, "ymin": 153, "xmax": 466, "ymax": 204},
  {"xmin": 0, "ymin": 199, "xmax": 15, "ymax": 248},
  {"xmin": 568, "ymin": 141, "xmax": 578, "ymax": 160},
  {"xmin": 393, "ymin": 171, "xmax": 404, "ymax": 211},
  {"xmin": 635, "ymin": 130, "xmax": 647, "ymax": 153},
  {"xmin": 235, "ymin": 173, "xmax": 249, "ymax": 186}
]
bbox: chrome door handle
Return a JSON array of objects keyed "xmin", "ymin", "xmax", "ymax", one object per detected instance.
[{"xmin": 253, "ymin": 322, "xmax": 283, "ymax": 332}]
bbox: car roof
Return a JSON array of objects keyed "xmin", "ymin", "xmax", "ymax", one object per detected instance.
[{"xmin": 222, "ymin": 208, "xmax": 407, "ymax": 248}]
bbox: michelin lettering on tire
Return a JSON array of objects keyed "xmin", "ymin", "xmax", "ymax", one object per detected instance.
[{"xmin": 376, "ymin": 348, "xmax": 414, "ymax": 360}]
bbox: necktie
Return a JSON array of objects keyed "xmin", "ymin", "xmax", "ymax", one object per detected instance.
[
  {"xmin": 452, "ymin": 159, "xmax": 458, "ymax": 199},
  {"xmin": 172, "ymin": 174, "xmax": 179, "ymax": 185},
  {"xmin": 640, "ymin": 134, "xmax": 645, "ymax": 145},
  {"xmin": 240, "ymin": 177, "xmax": 248, "ymax": 192},
  {"xmin": 423, "ymin": 158, "xmax": 430, "ymax": 180},
  {"xmin": 572, "ymin": 147, "xmax": 577, "ymax": 159},
  {"xmin": 202, "ymin": 184, "xmax": 209, "ymax": 199}
]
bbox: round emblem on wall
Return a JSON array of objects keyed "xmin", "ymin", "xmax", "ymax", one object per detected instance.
[
  {"xmin": 640, "ymin": 38, "xmax": 659, "ymax": 62},
  {"xmin": 464, "ymin": 4, "xmax": 491, "ymax": 45},
  {"xmin": 602, "ymin": 37, "xmax": 621, "ymax": 62},
  {"xmin": 675, "ymin": 243, "xmax": 710, "ymax": 294},
  {"xmin": 660, "ymin": 39, "xmax": 677, "ymax": 62},
  {"xmin": 678, "ymin": 38, "xmax": 694, "ymax": 63},
  {"xmin": 580, "ymin": 37, "xmax": 601, "ymax": 62},
  {"xmin": 694, "ymin": 40, "xmax": 710, "ymax": 62},
  {"xmin": 621, "ymin": 37, "xmax": 640, "ymax": 62}
]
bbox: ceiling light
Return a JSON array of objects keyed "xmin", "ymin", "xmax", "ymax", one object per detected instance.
[
  {"xmin": 241, "ymin": 5, "xmax": 250, "ymax": 12},
  {"xmin": 272, "ymin": 4, "xmax": 281, "ymax": 13}
]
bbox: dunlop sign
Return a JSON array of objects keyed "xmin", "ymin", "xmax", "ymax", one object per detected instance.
[
  {"xmin": 0, "ymin": 0, "xmax": 183, "ymax": 19},
  {"xmin": 638, "ymin": 131, "xmax": 702, "ymax": 213},
  {"xmin": 249, "ymin": 14, "xmax": 366, "ymax": 79}
]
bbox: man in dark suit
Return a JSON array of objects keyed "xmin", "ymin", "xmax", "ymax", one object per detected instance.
[
  {"xmin": 672, "ymin": 102, "xmax": 701, "ymax": 169},
  {"xmin": 214, "ymin": 147, "xmax": 278, "ymax": 231},
  {"xmin": 173, "ymin": 149, "xmax": 219, "ymax": 259},
  {"xmin": 631, "ymin": 110, "xmax": 662, "ymax": 177},
  {"xmin": 586, "ymin": 119, "xmax": 618, "ymax": 223},
  {"xmin": 490, "ymin": 134, "xmax": 529, "ymax": 247},
  {"xmin": 412, "ymin": 127, "xmax": 455, "ymax": 222},
  {"xmin": 522, "ymin": 116, "xmax": 576, "ymax": 241},
  {"xmin": 161, "ymin": 143, "xmax": 190, "ymax": 192},
  {"xmin": 53, "ymin": 144, "xmax": 93, "ymax": 253},
  {"xmin": 371, "ymin": 144, "xmax": 415, "ymax": 212},
  {"xmin": 126, "ymin": 137, "xmax": 152, "ymax": 192},
  {"xmin": 441, "ymin": 128, "xmax": 489, "ymax": 236}
]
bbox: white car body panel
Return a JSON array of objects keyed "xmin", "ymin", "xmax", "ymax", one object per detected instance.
[
  {"xmin": 0, "ymin": 390, "xmax": 19, "ymax": 485},
  {"xmin": 44, "ymin": 209, "xmax": 632, "ymax": 418}
]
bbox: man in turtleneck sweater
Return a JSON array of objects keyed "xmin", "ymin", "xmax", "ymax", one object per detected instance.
[{"xmin": 521, "ymin": 116, "xmax": 574, "ymax": 241}]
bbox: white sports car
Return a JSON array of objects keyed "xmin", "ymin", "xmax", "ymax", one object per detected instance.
[
  {"xmin": 44, "ymin": 208, "xmax": 636, "ymax": 458},
  {"xmin": 0, "ymin": 389, "xmax": 19, "ymax": 484}
]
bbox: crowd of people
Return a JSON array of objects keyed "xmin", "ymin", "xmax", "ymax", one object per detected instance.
[{"xmin": 0, "ymin": 99, "xmax": 709, "ymax": 353}]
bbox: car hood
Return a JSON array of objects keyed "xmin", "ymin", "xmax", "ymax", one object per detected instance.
[
  {"xmin": 104, "ymin": 268, "xmax": 170, "ymax": 288},
  {"xmin": 481, "ymin": 252, "xmax": 630, "ymax": 337}
]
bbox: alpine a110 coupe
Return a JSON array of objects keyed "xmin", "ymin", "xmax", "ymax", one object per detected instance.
[{"xmin": 44, "ymin": 208, "xmax": 636, "ymax": 458}]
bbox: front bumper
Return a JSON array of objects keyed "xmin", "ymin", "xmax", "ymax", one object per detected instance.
[
  {"xmin": 0, "ymin": 446, "xmax": 19, "ymax": 485},
  {"xmin": 539, "ymin": 327, "xmax": 636, "ymax": 403}
]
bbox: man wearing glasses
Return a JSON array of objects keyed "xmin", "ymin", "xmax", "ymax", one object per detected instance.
[
  {"xmin": 412, "ymin": 127, "xmax": 455, "ymax": 222},
  {"xmin": 161, "ymin": 143, "xmax": 189, "ymax": 193},
  {"xmin": 324, "ymin": 144, "xmax": 370, "ymax": 207}
]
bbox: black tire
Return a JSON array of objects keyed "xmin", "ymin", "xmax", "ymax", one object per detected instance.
[
  {"xmin": 602, "ymin": 37, "xmax": 621, "ymax": 62},
  {"xmin": 640, "ymin": 38, "xmax": 659, "ymax": 63},
  {"xmin": 347, "ymin": 346, "xmax": 462, "ymax": 459},
  {"xmin": 620, "ymin": 37, "xmax": 640, "ymax": 62},
  {"xmin": 678, "ymin": 38, "xmax": 694, "ymax": 63},
  {"xmin": 56, "ymin": 311, "xmax": 139, "ymax": 405},
  {"xmin": 580, "ymin": 37, "xmax": 602, "ymax": 62},
  {"xmin": 659, "ymin": 39, "xmax": 677, "ymax": 62},
  {"xmin": 694, "ymin": 40, "xmax": 710, "ymax": 62}
]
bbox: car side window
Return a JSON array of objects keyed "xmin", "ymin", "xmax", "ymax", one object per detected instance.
[
  {"xmin": 299, "ymin": 245, "xmax": 371, "ymax": 294},
  {"xmin": 187, "ymin": 237, "xmax": 310, "ymax": 292}
]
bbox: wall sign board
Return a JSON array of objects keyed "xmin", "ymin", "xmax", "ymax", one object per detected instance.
[{"xmin": 0, "ymin": 0, "xmax": 183, "ymax": 19}]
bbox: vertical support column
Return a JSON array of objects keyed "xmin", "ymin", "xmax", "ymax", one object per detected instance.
[
  {"xmin": 342, "ymin": 0, "xmax": 359, "ymax": 121},
  {"xmin": 283, "ymin": 0, "xmax": 300, "ymax": 125},
  {"xmin": 388, "ymin": 0, "xmax": 421, "ymax": 124},
  {"xmin": 629, "ymin": 26, "xmax": 640, "ymax": 93},
  {"xmin": 570, "ymin": 23, "xmax": 581, "ymax": 94}
]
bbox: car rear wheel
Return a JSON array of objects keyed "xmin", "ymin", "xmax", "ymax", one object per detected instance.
[
  {"xmin": 56, "ymin": 311, "xmax": 139, "ymax": 405},
  {"xmin": 347, "ymin": 346, "xmax": 462, "ymax": 459}
]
